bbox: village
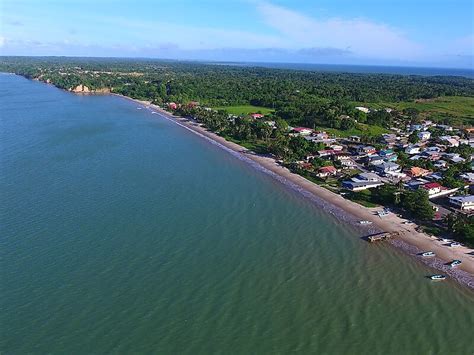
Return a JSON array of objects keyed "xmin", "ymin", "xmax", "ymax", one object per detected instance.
[{"xmin": 281, "ymin": 107, "xmax": 474, "ymax": 226}]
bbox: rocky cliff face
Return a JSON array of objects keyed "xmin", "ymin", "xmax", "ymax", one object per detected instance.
[
  {"xmin": 71, "ymin": 84, "xmax": 91, "ymax": 93},
  {"xmin": 70, "ymin": 85, "xmax": 111, "ymax": 94}
]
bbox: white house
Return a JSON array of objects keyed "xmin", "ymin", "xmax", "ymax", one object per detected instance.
[
  {"xmin": 375, "ymin": 162, "xmax": 401, "ymax": 174},
  {"xmin": 292, "ymin": 127, "xmax": 313, "ymax": 136},
  {"xmin": 405, "ymin": 145, "xmax": 420, "ymax": 155},
  {"xmin": 449, "ymin": 195, "xmax": 474, "ymax": 211},
  {"xmin": 417, "ymin": 131, "xmax": 431, "ymax": 140}
]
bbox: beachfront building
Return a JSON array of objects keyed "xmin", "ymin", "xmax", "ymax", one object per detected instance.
[
  {"xmin": 342, "ymin": 173, "xmax": 383, "ymax": 191},
  {"xmin": 449, "ymin": 195, "xmax": 474, "ymax": 211},
  {"xmin": 342, "ymin": 179, "xmax": 383, "ymax": 191},
  {"xmin": 167, "ymin": 102, "xmax": 178, "ymax": 110},
  {"xmin": 317, "ymin": 166, "xmax": 338, "ymax": 178}
]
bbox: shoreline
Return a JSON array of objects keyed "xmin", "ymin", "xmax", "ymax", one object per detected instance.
[{"xmin": 116, "ymin": 95, "xmax": 474, "ymax": 289}]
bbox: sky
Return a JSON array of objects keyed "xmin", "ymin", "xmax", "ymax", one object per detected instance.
[{"xmin": 1, "ymin": 0, "xmax": 473, "ymax": 68}]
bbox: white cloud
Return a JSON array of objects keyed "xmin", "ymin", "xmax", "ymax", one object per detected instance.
[{"xmin": 256, "ymin": 1, "xmax": 423, "ymax": 60}]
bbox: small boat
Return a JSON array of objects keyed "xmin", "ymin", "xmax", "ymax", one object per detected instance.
[
  {"xmin": 449, "ymin": 259, "xmax": 462, "ymax": 267},
  {"xmin": 377, "ymin": 211, "xmax": 389, "ymax": 217},
  {"xmin": 359, "ymin": 220, "xmax": 372, "ymax": 225},
  {"xmin": 421, "ymin": 251, "xmax": 435, "ymax": 257},
  {"xmin": 430, "ymin": 274, "xmax": 446, "ymax": 281},
  {"xmin": 450, "ymin": 242, "xmax": 461, "ymax": 247}
]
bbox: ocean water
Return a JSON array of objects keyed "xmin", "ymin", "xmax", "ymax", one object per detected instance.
[{"xmin": 1, "ymin": 74, "xmax": 473, "ymax": 354}]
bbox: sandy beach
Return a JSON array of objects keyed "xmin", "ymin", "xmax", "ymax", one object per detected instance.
[{"xmin": 119, "ymin": 95, "xmax": 474, "ymax": 288}]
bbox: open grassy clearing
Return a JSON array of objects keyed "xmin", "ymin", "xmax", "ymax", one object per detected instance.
[{"xmin": 213, "ymin": 105, "xmax": 274, "ymax": 115}]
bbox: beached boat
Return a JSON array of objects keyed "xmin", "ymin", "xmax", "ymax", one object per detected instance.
[
  {"xmin": 449, "ymin": 260, "xmax": 462, "ymax": 267},
  {"xmin": 421, "ymin": 251, "xmax": 435, "ymax": 257},
  {"xmin": 450, "ymin": 242, "xmax": 461, "ymax": 247},
  {"xmin": 430, "ymin": 274, "xmax": 446, "ymax": 281},
  {"xmin": 377, "ymin": 211, "xmax": 389, "ymax": 217},
  {"xmin": 359, "ymin": 220, "xmax": 372, "ymax": 225}
]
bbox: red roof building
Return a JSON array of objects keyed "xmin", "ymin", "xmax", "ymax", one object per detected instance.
[
  {"xmin": 317, "ymin": 166, "xmax": 337, "ymax": 177},
  {"xmin": 251, "ymin": 113, "xmax": 265, "ymax": 119}
]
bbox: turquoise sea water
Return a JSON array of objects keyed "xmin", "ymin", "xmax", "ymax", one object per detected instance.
[{"xmin": 1, "ymin": 74, "xmax": 473, "ymax": 354}]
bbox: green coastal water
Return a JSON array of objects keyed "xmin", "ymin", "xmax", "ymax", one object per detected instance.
[{"xmin": 1, "ymin": 74, "xmax": 473, "ymax": 354}]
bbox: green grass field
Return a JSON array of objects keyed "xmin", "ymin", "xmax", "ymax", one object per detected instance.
[
  {"xmin": 213, "ymin": 105, "xmax": 274, "ymax": 115},
  {"xmin": 315, "ymin": 123, "xmax": 389, "ymax": 138},
  {"xmin": 355, "ymin": 96, "xmax": 474, "ymax": 121}
]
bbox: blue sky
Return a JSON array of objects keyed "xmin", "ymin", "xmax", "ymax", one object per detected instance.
[{"xmin": 1, "ymin": 0, "xmax": 473, "ymax": 68}]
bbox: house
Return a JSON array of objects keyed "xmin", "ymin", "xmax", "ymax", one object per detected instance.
[
  {"xmin": 406, "ymin": 179, "xmax": 428, "ymax": 190},
  {"xmin": 330, "ymin": 144, "xmax": 344, "ymax": 151},
  {"xmin": 420, "ymin": 182, "xmax": 443, "ymax": 196},
  {"xmin": 445, "ymin": 153, "xmax": 465, "ymax": 164},
  {"xmin": 342, "ymin": 180, "xmax": 384, "ymax": 191},
  {"xmin": 460, "ymin": 173, "xmax": 474, "ymax": 184},
  {"xmin": 434, "ymin": 160, "xmax": 448, "ymax": 169},
  {"xmin": 379, "ymin": 149, "xmax": 397, "ymax": 162},
  {"xmin": 292, "ymin": 127, "xmax": 313, "ymax": 136},
  {"xmin": 357, "ymin": 172, "xmax": 381, "ymax": 182},
  {"xmin": 405, "ymin": 145, "xmax": 421, "ymax": 155},
  {"xmin": 340, "ymin": 158, "xmax": 357, "ymax": 168},
  {"xmin": 379, "ymin": 149, "xmax": 394, "ymax": 157},
  {"xmin": 440, "ymin": 136, "xmax": 459, "ymax": 147},
  {"xmin": 422, "ymin": 150, "xmax": 441, "ymax": 161},
  {"xmin": 464, "ymin": 127, "xmax": 474, "ymax": 137},
  {"xmin": 251, "ymin": 113, "xmax": 265, "ymax": 119},
  {"xmin": 356, "ymin": 145, "xmax": 376, "ymax": 155},
  {"xmin": 449, "ymin": 195, "xmax": 474, "ymax": 211},
  {"xmin": 317, "ymin": 166, "xmax": 337, "ymax": 178},
  {"xmin": 426, "ymin": 172, "xmax": 444, "ymax": 181},
  {"xmin": 410, "ymin": 124, "xmax": 423, "ymax": 131},
  {"xmin": 317, "ymin": 149, "xmax": 338, "ymax": 157},
  {"xmin": 349, "ymin": 135, "xmax": 361, "ymax": 143},
  {"xmin": 382, "ymin": 133, "xmax": 398, "ymax": 145},
  {"xmin": 168, "ymin": 102, "xmax": 178, "ymax": 110},
  {"xmin": 342, "ymin": 172, "xmax": 383, "ymax": 191},
  {"xmin": 438, "ymin": 124, "xmax": 454, "ymax": 132},
  {"xmin": 417, "ymin": 131, "xmax": 431, "ymax": 140},
  {"xmin": 367, "ymin": 155, "xmax": 384, "ymax": 166},
  {"xmin": 406, "ymin": 167, "xmax": 431, "ymax": 178},
  {"xmin": 334, "ymin": 152, "xmax": 352, "ymax": 161},
  {"xmin": 355, "ymin": 106, "xmax": 370, "ymax": 114},
  {"xmin": 375, "ymin": 162, "xmax": 401, "ymax": 174}
]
